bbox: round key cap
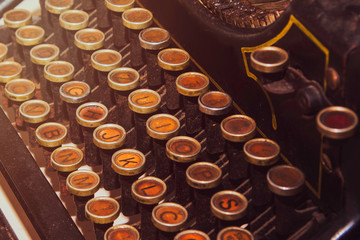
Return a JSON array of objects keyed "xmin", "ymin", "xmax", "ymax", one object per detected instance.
[
  {"xmin": 186, "ymin": 162, "xmax": 222, "ymax": 190},
  {"xmin": 0, "ymin": 44, "xmax": 8, "ymax": 62},
  {"xmin": 66, "ymin": 170, "xmax": 100, "ymax": 196},
  {"xmin": 244, "ymin": 138, "xmax": 280, "ymax": 166},
  {"xmin": 158, "ymin": 48, "xmax": 190, "ymax": 71},
  {"xmin": 267, "ymin": 165, "xmax": 305, "ymax": 197},
  {"xmin": 250, "ymin": 46, "xmax": 288, "ymax": 74},
  {"xmin": 128, "ymin": 89, "xmax": 161, "ymax": 114},
  {"xmin": 105, "ymin": 0, "xmax": 135, "ymax": 12},
  {"xmin": 104, "ymin": 224, "xmax": 140, "ymax": 240},
  {"xmin": 221, "ymin": 115, "xmax": 257, "ymax": 142},
  {"xmin": 112, "ymin": 149, "xmax": 146, "ymax": 176},
  {"xmin": 15, "ymin": 25, "xmax": 45, "ymax": 46},
  {"xmin": 139, "ymin": 27, "xmax": 170, "ymax": 51},
  {"xmin": 35, "ymin": 122, "xmax": 67, "ymax": 147},
  {"xmin": 131, "ymin": 176, "xmax": 167, "ymax": 205},
  {"xmin": 76, "ymin": 102, "xmax": 108, "ymax": 128},
  {"xmin": 217, "ymin": 227, "xmax": 254, "ymax": 240},
  {"xmin": 152, "ymin": 202, "xmax": 188, "ymax": 232},
  {"xmin": 198, "ymin": 91, "xmax": 232, "ymax": 116},
  {"xmin": 51, "ymin": 146, "xmax": 83, "ymax": 172},
  {"xmin": 176, "ymin": 72, "xmax": 209, "ymax": 97},
  {"xmin": 45, "ymin": 0, "xmax": 74, "ymax": 14},
  {"xmin": 166, "ymin": 136, "xmax": 201, "ymax": 163},
  {"xmin": 74, "ymin": 28, "xmax": 105, "ymax": 51},
  {"xmin": 30, "ymin": 44, "xmax": 60, "ymax": 65},
  {"xmin": 59, "ymin": 10, "xmax": 89, "ymax": 31},
  {"xmin": 0, "ymin": 61, "xmax": 22, "ymax": 83},
  {"xmin": 3, "ymin": 9, "xmax": 32, "ymax": 29},
  {"xmin": 146, "ymin": 114, "xmax": 180, "ymax": 140},
  {"xmin": 44, "ymin": 61, "xmax": 74, "ymax": 83},
  {"xmin": 174, "ymin": 229, "xmax": 210, "ymax": 240},
  {"xmin": 59, "ymin": 80, "xmax": 90, "ymax": 104},
  {"xmin": 91, "ymin": 49, "xmax": 122, "ymax": 72},
  {"xmin": 316, "ymin": 106, "xmax": 358, "ymax": 140},
  {"xmin": 5, "ymin": 79, "xmax": 35, "ymax": 102},
  {"xmin": 122, "ymin": 8, "xmax": 153, "ymax": 30},
  {"xmin": 210, "ymin": 190, "xmax": 248, "ymax": 221},
  {"xmin": 93, "ymin": 123, "xmax": 126, "ymax": 149},
  {"xmin": 108, "ymin": 67, "xmax": 139, "ymax": 91},
  {"xmin": 19, "ymin": 99, "xmax": 51, "ymax": 124},
  {"xmin": 85, "ymin": 197, "xmax": 120, "ymax": 224}
]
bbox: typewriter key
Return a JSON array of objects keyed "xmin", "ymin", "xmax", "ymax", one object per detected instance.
[
  {"xmin": 91, "ymin": 49, "xmax": 122, "ymax": 108},
  {"xmin": 217, "ymin": 227, "xmax": 254, "ymax": 240},
  {"xmin": 146, "ymin": 114, "xmax": 180, "ymax": 179},
  {"xmin": 176, "ymin": 72, "xmax": 209, "ymax": 135},
  {"xmin": 30, "ymin": 44, "xmax": 60, "ymax": 102},
  {"xmin": 199, "ymin": 91, "xmax": 232, "ymax": 156},
  {"xmin": 104, "ymin": 224, "xmax": 140, "ymax": 240},
  {"xmin": 139, "ymin": 27, "xmax": 171, "ymax": 89},
  {"xmin": 250, "ymin": 46, "xmax": 289, "ymax": 74},
  {"xmin": 112, "ymin": 149, "xmax": 145, "ymax": 216},
  {"xmin": 5, "ymin": 79, "xmax": 35, "ymax": 129},
  {"xmin": 267, "ymin": 165, "xmax": 305, "ymax": 236},
  {"xmin": 186, "ymin": 162, "xmax": 222, "ymax": 232},
  {"xmin": 15, "ymin": 25, "xmax": 45, "ymax": 80},
  {"xmin": 3, "ymin": 9, "xmax": 31, "ymax": 63},
  {"xmin": 0, "ymin": 61, "xmax": 22, "ymax": 107},
  {"xmin": 152, "ymin": 202, "xmax": 188, "ymax": 239},
  {"xmin": 221, "ymin": 115, "xmax": 256, "ymax": 184},
  {"xmin": 108, "ymin": 67, "xmax": 139, "ymax": 130},
  {"xmin": 36, "ymin": 122, "xmax": 68, "ymax": 170},
  {"xmin": 105, "ymin": 0, "xmax": 135, "ymax": 49},
  {"xmin": 158, "ymin": 48, "xmax": 190, "ymax": 111},
  {"xmin": 167, "ymin": 136, "xmax": 201, "ymax": 204},
  {"xmin": 67, "ymin": 170, "xmax": 100, "ymax": 220},
  {"xmin": 85, "ymin": 197, "xmax": 120, "ymax": 239},
  {"xmin": 131, "ymin": 176, "xmax": 167, "ymax": 240},
  {"xmin": 51, "ymin": 146, "xmax": 83, "ymax": 196},
  {"xmin": 0, "ymin": 44, "xmax": 8, "ymax": 62},
  {"xmin": 174, "ymin": 229, "xmax": 210, "ymax": 240},
  {"xmin": 244, "ymin": 138, "xmax": 280, "ymax": 208},
  {"xmin": 74, "ymin": 28, "xmax": 105, "ymax": 88},
  {"xmin": 122, "ymin": 8, "xmax": 153, "ymax": 68},
  {"xmin": 93, "ymin": 124, "xmax": 126, "ymax": 190},
  {"xmin": 44, "ymin": 61, "xmax": 74, "ymax": 121},
  {"xmin": 59, "ymin": 10, "xmax": 89, "ymax": 72},
  {"xmin": 45, "ymin": 0, "xmax": 74, "ymax": 52},
  {"xmin": 76, "ymin": 102, "xmax": 108, "ymax": 166},
  {"xmin": 19, "ymin": 99, "xmax": 51, "ymax": 147}
]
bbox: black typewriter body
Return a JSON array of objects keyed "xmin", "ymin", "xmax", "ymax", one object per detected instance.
[{"xmin": 1, "ymin": 0, "xmax": 360, "ymax": 239}]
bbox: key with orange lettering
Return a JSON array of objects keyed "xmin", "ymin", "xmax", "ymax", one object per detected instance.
[
  {"xmin": 105, "ymin": 0, "xmax": 135, "ymax": 50},
  {"xmin": 91, "ymin": 49, "xmax": 122, "ymax": 109},
  {"xmin": 76, "ymin": 102, "xmax": 108, "ymax": 166},
  {"xmin": 60, "ymin": 81, "xmax": 90, "ymax": 144},
  {"xmin": 199, "ymin": 91, "xmax": 232, "ymax": 157},
  {"xmin": 85, "ymin": 197, "xmax": 120, "ymax": 240},
  {"xmin": 152, "ymin": 202, "xmax": 188, "ymax": 240},
  {"xmin": 186, "ymin": 162, "xmax": 222, "ymax": 232},
  {"xmin": 67, "ymin": 170, "xmax": 100, "ymax": 221},
  {"xmin": 0, "ymin": 61, "xmax": 22, "ymax": 108},
  {"xmin": 146, "ymin": 114, "xmax": 180, "ymax": 180},
  {"xmin": 104, "ymin": 225, "xmax": 139, "ymax": 240},
  {"xmin": 51, "ymin": 146, "xmax": 83, "ymax": 197},
  {"xmin": 176, "ymin": 72, "xmax": 209, "ymax": 135},
  {"xmin": 221, "ymin": 115, "xmax": 256, "ymax": 186},
  {"xmin": 93, "ymin": 124, "xmax": 126, "ymax": 190},
  {"xmin": 174, "ymin": 230, "xmax": 210, "ymax": 240},
  {"xmin": 19, "ymin": 99, "xmax": 51, "ymax": 147},
  {"xmin": 131, "ymin": 176, "xmax": 167, "ymax": 240},
  {"xmin": 158, "ymin": 48, "xmax": 190, "ymax": 111},
  {"xmin": 217, "ymin": 227, "xmax": 254, "ymax": 240},
  {"xmin": 139, "ymin": 27, "xmax": 171, "ymax": 89},
  {"xmin": 122, "ymin": 8, "xmax": 153, "ymax": 69},
  {"xmin": 5, "ymin": 78, "xmax": 35, "ymax": 130},
  {"xmin": 166, "ymin": 136, "xmax": 201, "ymax": 205},
  {"xmin": 111, "ymin": 149, "xmax": 145, "ymax": 216},
  {"xmin": 35, "ymin": 122, "xmax": 68, "ymax": 171},
  {"xmin": 3, "ymin": 9, "xmax": 31, "ymax": 64},
  {"xmin": 74, "ymin": 28, "xmax": 105, "ymax": 88}
]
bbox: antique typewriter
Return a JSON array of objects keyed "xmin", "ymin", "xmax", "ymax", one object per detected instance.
[{"xmin": 1, "ymin": 0, "xmax": 360, "ymax": 239}]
